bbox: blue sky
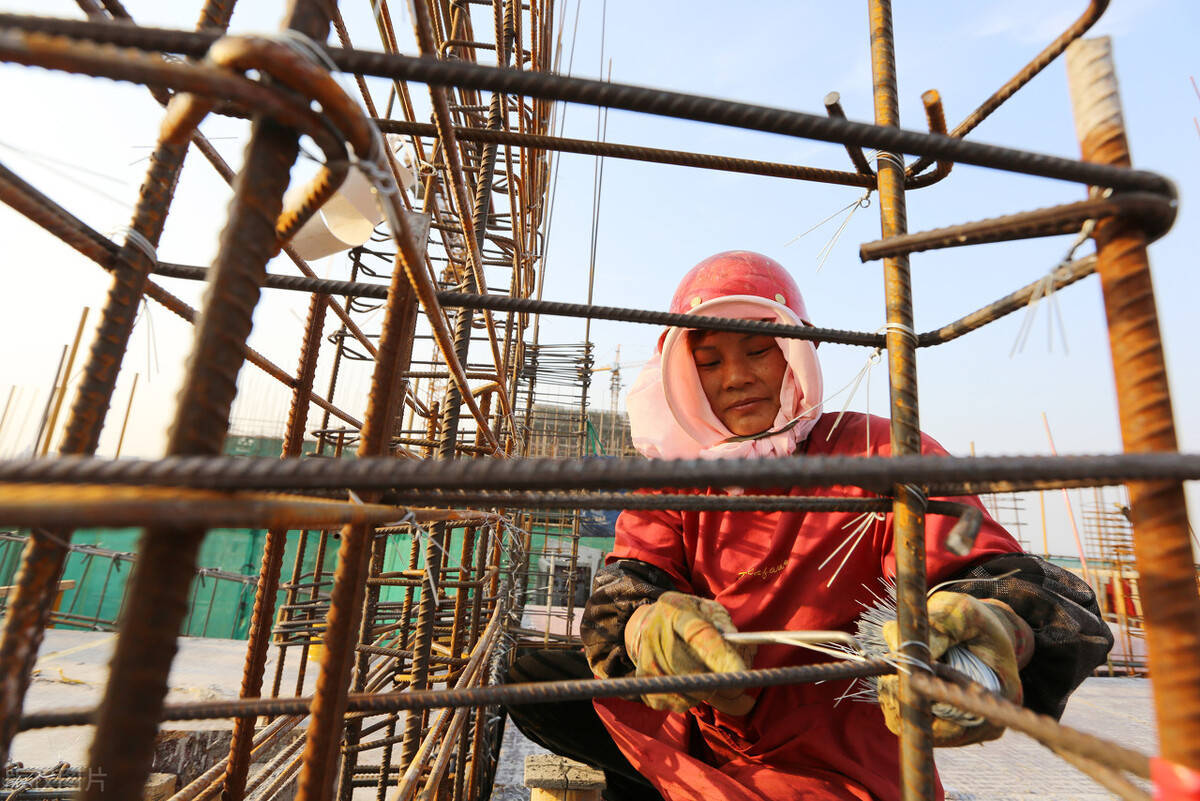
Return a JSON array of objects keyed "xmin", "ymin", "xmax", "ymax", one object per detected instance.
[{"xmin": 0, "ymin": 1, "xmax": 1196, "ymax": 555}]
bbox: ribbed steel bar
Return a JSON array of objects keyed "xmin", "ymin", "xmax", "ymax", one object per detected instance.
[
  {"xmin": 21, "ymin": 659, "xmax": 895, "ymax": 730},
  {"xmin": 0, "ymin": 160, "xmax": 362, "ymax": 429},
  {"xmin": 904, "ymin": 0, "xmax": 1109, "ymax": 178},
  {"xmin": 859, "ymin": 192, "xmax": 1175, "ymax": 262},
  {"xmin": 401, "ymin": 0, "xmax": 513, "ymax": 771},
  {"xmin": 824, "ymin": 91, "xmax": 876, "ymax": 177},
  {"xmin": 903, "ymin": 90, "xmax": 952, "ymax": 190},
  {"xmin": 164, "ymin": 716, "xmax": 302, "ymax": 801},
  {"xmin": 336, "ymin": 531, "xmax": 389, "ymax": 801},
  {"xmin": 0, "ymin": 484, "xmax": 485, "ymax": 529},
  {"xmin": 0, "ymin": 124, "xmax": 188, "ymax": 772},
  {"xmin": 0, "ymin": 13, "xmax": 1172, "ymax": 192},
  {"xmin": 1067, "ymin": 37, "xmax": 1200, "ymax": 770},
  {"xmin": 376, "ymin": 117, "xmax": 878, "ymax": 188},
  {"xmin": 917, "ymin": 256, "xmax": 1096, "ymax": 346},
  {"xmin": 868, "ymin": 4, "xmax": 933, "ymax": 801},
  {"xmin": 148, "ymin": 264, "xmax": 889, "ymax": 346},
  {"xmin": 0, "ymin": 30, "xmax": 340, "ymax": 153},
  {"xmin": 1052, "ymin": 748, "xmax": 1151, "ymax": 801},
  {"xmin": 155, "ymin": 252, "xmax": 1108, "ymax": 357},
  {"xmin": 395, "ymin": 608, "xmax": 502, "ymax": 801},
  {"xmin": 414, "ymin": 0, "xmax": 513, "ymax": 429},
  {"xmin": 223, "ymin": 290, "xmax": 326, "ymax": 801},
  {"xmin": 0, "ymin": 451, "xmax": 1196, "ymax": 493},
  {"xmin": 79, "ymin": 2, "xmax": 333, "ymax": 798},
  {"xmin": 912, "ymin": 670, "xmax": 1150, "ymax": 778},
  {"xmin": 292, "ymin": 133, "xmax": 427, "ymax": 801}
]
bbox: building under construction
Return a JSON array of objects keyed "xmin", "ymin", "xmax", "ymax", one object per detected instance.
[{"xmin": 0, "ymin": 2, "xmax": 1197, "ymax": 801}]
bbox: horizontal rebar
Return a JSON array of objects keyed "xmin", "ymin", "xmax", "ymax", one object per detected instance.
[
  {"xmin": 149, "ymin": 263, "xmax": 887, "ymax": 345},
  {"xmin": 374, "ymin": 118, "xmax": 877, "ymax": 188},
  {"xmin": 20, "ymin": 659, "xmax": 893, "ymax": 729},
  {"xmin": 0, "ymin": 452, "xmax": 1195, "ymax": 494},
  {"xmin": 0, "ymin": 13, "xmax": 1172, "ymax": 193},
  {"xmin": 860, "ymin": 192, "xmax": 1175, "ymax": 262}
]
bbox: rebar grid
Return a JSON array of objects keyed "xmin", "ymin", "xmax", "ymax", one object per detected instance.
[{"xmin": 0, "ymin": 3, "xmax": 1193, "ymax": 801}]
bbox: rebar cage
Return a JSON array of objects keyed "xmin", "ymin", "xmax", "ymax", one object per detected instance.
[{"xmin": 0, "ymin": 2, "xmax": 1196, "ymax": 801}]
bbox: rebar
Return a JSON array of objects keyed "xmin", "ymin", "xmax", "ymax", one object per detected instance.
[
  {"xmin": 1067, "ymin": 36, "xmax": 1200, "ymax": 770},
  {"xmin": 0, "ymin": 5, "xmax": 1190, "ymax": 801}
]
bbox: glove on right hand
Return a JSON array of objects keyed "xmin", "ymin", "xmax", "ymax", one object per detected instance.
[
  {"xmin": 624, "ymin": 591, "xmax": 755, "ymax": 716},
  {"xmin": 878, "ymin": 592, "xmax": 1031, "ymax": 747}
]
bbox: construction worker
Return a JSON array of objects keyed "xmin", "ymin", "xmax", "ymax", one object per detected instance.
[{"xmin": 506, "ymin": 251, "xmax": 1112, "ymax": 801}]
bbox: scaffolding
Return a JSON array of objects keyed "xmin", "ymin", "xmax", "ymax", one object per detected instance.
[
  {"xmin": 1080, "ymin": 487, "xmax": 1146, "ymax": 675},
  {"xmin": 0, "ymin": 3, "xmax": 1195, "ymax": 801}
]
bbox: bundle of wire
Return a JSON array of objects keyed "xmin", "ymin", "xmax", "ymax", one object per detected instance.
[{"xmin": 839, "ymin": 581, "xmax": 1002, "ymax": 723}]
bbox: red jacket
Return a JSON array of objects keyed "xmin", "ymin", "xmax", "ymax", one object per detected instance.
[{"xmin": 594, "ymin": 413, "xmax": 1023, "ymax": 801}]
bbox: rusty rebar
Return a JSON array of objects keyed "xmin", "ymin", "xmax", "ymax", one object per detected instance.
[
  {"xmin": 0, "ymin": 141, "xmax": 185, "ymax": 770},
  {"xmin": 1067, "ymin": 36, "xmax": 1200, "ymax": 771},
  {"xmin": 292, "ymin": 140, "xmax": 425, "ymax": 801},
  {"xmin": 905, "ymin": 0, "xmax": 1109, "ymax": 178},
  {"xmin": 0, "ymin": 0, "xmax": 238, "ymax": 771},
  {"xmin": 0, "ymin": 451, "xmax": 1196, "ymax": 494},
  {"xmin": 824, "ymin": 91, "xmax": 876, "ymax": 177},
  {"xmin": 859, "ymin": 192, "xmax": 1175, "ymax": 261},
  {"xmin": 376, "ymin": 117, "xmax": 880, "ymax": 187},
  {"xmin": 902, "ymin": 90, "xmax": 952, "ymax": 190},
  {"xmin": 913, "ymin": 669, "xmax": 1150, "ymax": 778},
  {"xmin": 868, "ymin": 4, "xmax": 933, "ymax": 801},
  {"xmin": 79, "ymin": 3, "xmax": 334, "ymax": 798},
  {"xmin": 23, "ymin": 659, "xmax": 896, "ymax": 730},
  {"xmin": 0, "ymin": 13, "xmax": 1172, "ymax": 193},
  {"xmin": 223, "ymin": 290, "xmax": 327, "ymax": 801},
  {"xmin": 917, "ymin": 256, "xmax": 1096, "ymax": 346}
]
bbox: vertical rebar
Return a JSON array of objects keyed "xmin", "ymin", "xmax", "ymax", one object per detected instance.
[
  {"xmin": 1067, "ymin": 36, "xmax": 1200, "ymax": 770},
  {"xmin": 81, "ymin": 3, "xmax": 332, "ymax": 797},
  {"xmin": 223, "ymin": 291, "xmax": 327, "ymax": 801},
  {"xmin": 0, "ymin": 134, "xmax": 188, "ymax": 770},
  {"xmin": 293, "ymin": 193, "xmax": 423, "ymax": 801},
  {"xmin": 335, "ymin": 530, "xmax": 391, "ymax": 801},
  {"xmin": 867, "ymin": 3, "xmax": 933, "ymax": 800},
  {"xmin": 400, "ymin": 0, "xmax": 513, "ymax": 769}
]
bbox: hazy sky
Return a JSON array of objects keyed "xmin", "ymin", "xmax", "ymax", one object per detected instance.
[{"xmin": 0, "ymin": 0, "xmax": 1196, "ymax": 556}]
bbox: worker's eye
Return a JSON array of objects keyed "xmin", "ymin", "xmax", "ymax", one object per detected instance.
[
  {"xmin": 747, "ymin": 347, "xmax": 772, "ymax": 358},
  {"xmin": 695, "ymin": 359, "xmax": 720, "ymax": 370}
]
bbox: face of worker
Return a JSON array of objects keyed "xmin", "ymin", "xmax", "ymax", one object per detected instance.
[{"xmin": 690, "ymin": 330, "xmax": 788, "ymax": 436}]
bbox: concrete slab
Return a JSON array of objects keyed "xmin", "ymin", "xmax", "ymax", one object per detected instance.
[
  {"xmin": 524, "ymin": 754, "xmax": 605, "ymax": 790},
  {"xmin": 13, "ymin": 628, "xmax": 319, "ymax": 770},
  {"xmin": 939, "ymin": 677, "xmax": 1156, "ymax": 800}
]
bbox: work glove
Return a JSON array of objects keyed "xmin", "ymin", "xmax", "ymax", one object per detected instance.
[
  {"xmin": 623, "ymin": 591, "xmax": 756, "ymax": 716},
  {"xmin": 878, "ymin": 591, "xmax": 1034, "ymax": 747}
]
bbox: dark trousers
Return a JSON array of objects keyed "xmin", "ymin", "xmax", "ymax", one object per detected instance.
[{"xmin": 504, "ymin": 649, "xmax": 663, "ymax": 801}]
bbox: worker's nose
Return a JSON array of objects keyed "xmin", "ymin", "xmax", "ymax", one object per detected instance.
[{"xmin": 721, "ymin": 356, "xmax": 755, "ymax": 389}]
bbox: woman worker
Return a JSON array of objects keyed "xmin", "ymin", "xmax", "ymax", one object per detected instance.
[{"xmin": 506, "ymin": 251, "xmax": 1112, "ymax": 801}]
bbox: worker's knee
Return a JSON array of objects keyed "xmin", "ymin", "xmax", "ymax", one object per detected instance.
[{"xmin": 506, "ymin": 647, "xmax": 593, "ymax": 685}]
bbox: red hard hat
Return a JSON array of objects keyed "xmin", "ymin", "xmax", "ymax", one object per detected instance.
[{"xmin": 668, "ymin": 251, "xmax": 812, "ymax": 324}]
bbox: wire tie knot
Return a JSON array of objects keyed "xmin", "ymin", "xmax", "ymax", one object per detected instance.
[{"xmin": 107, "ymin": 226, "xmax": 158, "ymax": 265}]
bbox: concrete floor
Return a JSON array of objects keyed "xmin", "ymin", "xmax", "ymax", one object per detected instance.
[
  {"xmin": 489, "ymin": 677, "xmax": 1157, "ymax": 801},
  {"xmin": 15, "ymin": 631, "xmax": 1156, "ymax": 800},
  {"xmin": 12, "ymin": 628, "xmax": 320, "ymax": 769}
]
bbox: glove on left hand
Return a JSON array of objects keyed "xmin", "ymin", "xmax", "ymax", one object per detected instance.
[{"xmin": 878, "ymin": 591, "xmax": 1033, "ymax": 747}]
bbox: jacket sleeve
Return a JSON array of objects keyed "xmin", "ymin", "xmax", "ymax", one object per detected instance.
[
  {"xmin": 580, "ymin": 558, "xmax": 680, "ymax": 679},
  {"xmin": 949, "ymin": 552, "xmax": 1114, "ymax": 719}
]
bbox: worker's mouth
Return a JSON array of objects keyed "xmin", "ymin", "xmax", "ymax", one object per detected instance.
[{"xmin": 725, "ymin": 397, "xmax": 766, "ymax": 413}]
